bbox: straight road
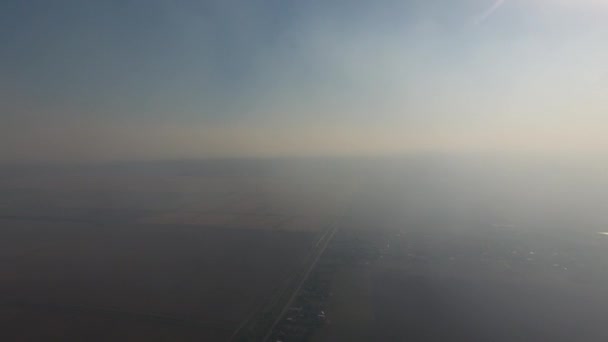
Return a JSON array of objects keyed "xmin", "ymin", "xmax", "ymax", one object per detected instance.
[
  {"xmin": 227, "ymin": 221, "xmax": 339, "ymax": 342},
  {"xmin": 261, "ymin": 223, "xmax": 340, "ymax": 342}
]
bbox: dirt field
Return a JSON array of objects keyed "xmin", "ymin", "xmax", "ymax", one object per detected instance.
[
  {"xmin": 0, "ymin": 220, "xmax": 320, "ymax": 340},
  {"xmin": 0, "ymin": 161, "xmax": 352, "ymax": 341}
]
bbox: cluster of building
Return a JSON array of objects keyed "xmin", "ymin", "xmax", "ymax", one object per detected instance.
[{"xmin": 271, "ymin": 271, "xmax": 330, "ymax": 342}]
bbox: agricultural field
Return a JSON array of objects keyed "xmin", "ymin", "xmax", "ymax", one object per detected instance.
[{"xmin": 0, "ymin": 161, "xmax": 354, "ymax": 341}]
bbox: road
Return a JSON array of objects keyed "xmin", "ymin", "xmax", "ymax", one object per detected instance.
[
  {"xmin": 261, "ymin": 222, "xmax": 340, "ymax": 342},
  {"xmin": 227, "ymin": 221, "xmax": 338, "ymax": 341}
]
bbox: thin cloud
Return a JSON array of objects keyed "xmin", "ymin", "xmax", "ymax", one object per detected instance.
[{"xmin": 475, "ymin": 0, "xmax": 506, "ymax": 24}]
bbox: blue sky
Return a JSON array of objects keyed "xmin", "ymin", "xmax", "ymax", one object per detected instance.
[{"xmin": 2, "ymin": 0, "xmax": 607, "ymax": 161}]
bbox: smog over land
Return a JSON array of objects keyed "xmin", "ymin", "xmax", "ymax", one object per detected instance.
[{"xmin": 2, "ymin": 0, "xmax": 608, "ymax": 341}]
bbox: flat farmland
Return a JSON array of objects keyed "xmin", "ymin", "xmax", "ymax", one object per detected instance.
[
  {"xmin": 0, "ymin": 161, "xmax": 354, "ymax": 341},
  {"xmin": 0, "ymin": 221, "xmax": 316, "ymax": 340}
]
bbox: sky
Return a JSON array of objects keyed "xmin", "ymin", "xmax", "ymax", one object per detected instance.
[{"xmin": 1, "ymin": 0, "xmax": 608, "ymax": 162}]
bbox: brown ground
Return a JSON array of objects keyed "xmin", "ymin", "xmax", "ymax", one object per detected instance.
[{"xmin": 0, "ymin": 162, "xmax": 352, "ymax": 341}]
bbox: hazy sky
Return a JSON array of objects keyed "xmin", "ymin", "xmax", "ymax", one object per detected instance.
[{"xmin": 2, "ymin": 0, "xmax": 607, "ymax": 161}]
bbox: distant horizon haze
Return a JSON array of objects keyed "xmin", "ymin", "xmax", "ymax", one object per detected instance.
[{"xmin": 2, "ymin": 0, "xmax": 607, "ymax": 162}]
